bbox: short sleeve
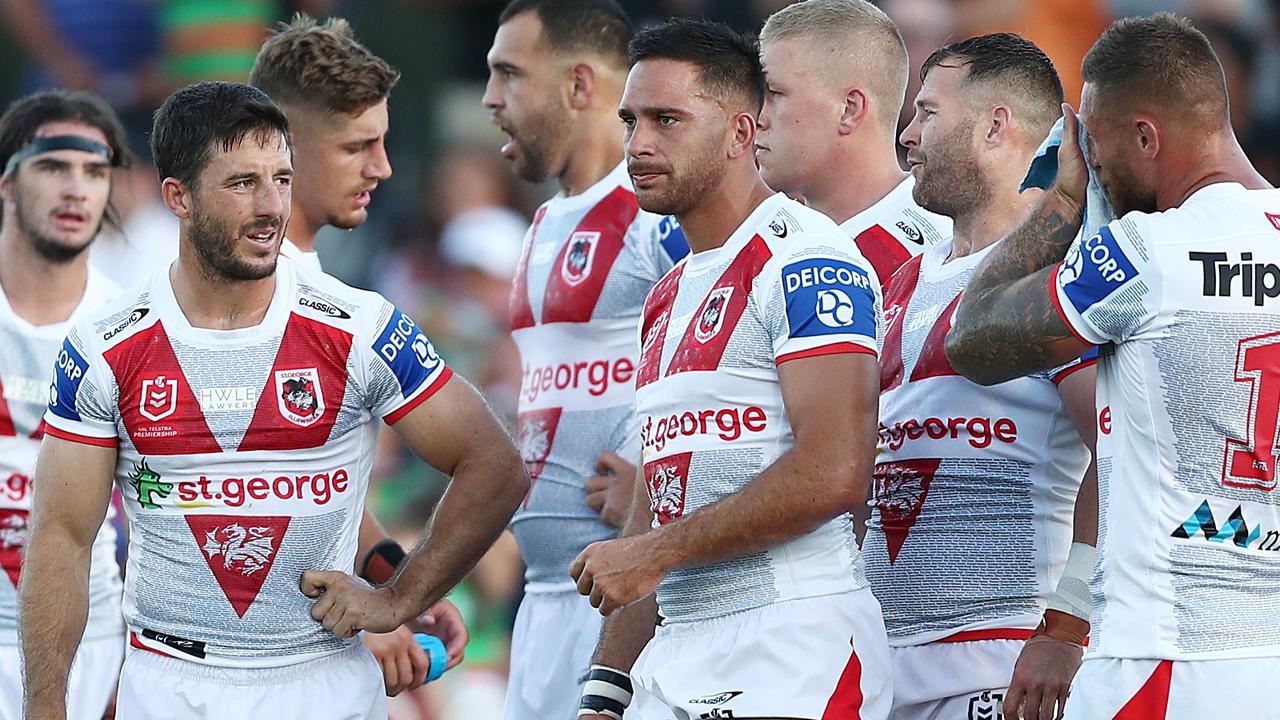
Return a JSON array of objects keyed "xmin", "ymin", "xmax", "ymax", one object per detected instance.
[
  {"xmin": 1051, "ymin": 217, "xmax": 1160, "ymax": 345},
  {"xmin": 363, "ymin": 303, "xmax": 453, "ymax": 425},
  {"xmin": 43, "ymin": 325, "xmax": 119, "ymax": 446},
  {"xmin": 761, "ymin": 238, "xmax": 881, "ymax": 365}
]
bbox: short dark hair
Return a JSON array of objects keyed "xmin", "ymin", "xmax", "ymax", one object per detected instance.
[
  {"xmin": 250, "ymin": 13, "xmax": 399, "ymax": 115},
  {"xmin": 628, "ymin": 18, "xmax": 764, "ymax": 112},
  {"xmin": 922, "ymin": 33, "xmax": 1064, "ymax": 139},
  {"xmin": 1082, "ymin": 13, "xmax": 1228, "ymax": 125},
  {"xmin": 150, "ymin": 82, "xmax": 292, "ymax": 187},
  {"xmin": 0, "ymin": 90, "xmax": 130, "ymax": 173},
  {"xmin": 499, "ymin": 0, "xmax": 632, "ymax": 68}
]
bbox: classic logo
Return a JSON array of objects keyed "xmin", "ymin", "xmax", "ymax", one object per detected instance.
[
  {"xmin": 562, "ymin": 231, "xmax": 600, "ymax": 286},
  {"xmin": 695, "ymin": 287, "xmax": 733, "ymax": 343},
  {"xmin": 275, "ymin": 368, "xmax": 325, "ymax": 428},
  {"xmin": 968, "ymin": 691, "xmax": 1004, "ymax": 720},
  {"xmin": 139, "ymin": 375, "xmax": 178, "ymax": 422},
  {"xmin": 896, "ymin": 220, "xmax": 923, "ymax": 244},
  {"xmin": 645, "ymin": 453, "xmax": 691, "ymax": 525},
  {"xmin": 128, "ymin": 458, "xmax": 173, "ymax": 510},
  {"xmin": 187, "ymin": 514, "xmax": 290, "ymax": 618},
  {"xmin": 298, "ymin": 296, "xmax": 352, "ymax": 319},
  {"xmin": 689, "ymin": 691, "xmax": 743, "ymax": 705},
  {"xmin": 103, "ymin": 307, "xmax": 149, "ymax": 341},
  {"xmin": 0, "ymin": 509, "xmax": 29, "ymax": 587},
  {"xmin": 768, "ymin": 218, "xmax": 789, "ymax": 238}
]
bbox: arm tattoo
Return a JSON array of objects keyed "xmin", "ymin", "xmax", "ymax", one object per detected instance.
[{"xmin": 947, "ymin": 193, "xmax": 1088, "ymax": 384}]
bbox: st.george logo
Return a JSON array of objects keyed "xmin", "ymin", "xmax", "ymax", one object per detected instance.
[
  {"xmin": 275, "ymin": 368, "xmax": 325, "ymax": 427},
  {"xmin": 562, "ymin": 231, "xmax": 600, "ymax": 286},
  {"xmin": 695, "ymin": 287, "xmax": 733, "ymax": 343},
  {"xmin": 140, "ymin": 375, "xmax": 178, "ymax": 421}
]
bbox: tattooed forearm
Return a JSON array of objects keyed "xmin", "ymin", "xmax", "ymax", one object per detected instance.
[{"xmin": 947, "ymin": 192, "xmax": 1088, "ymax": 385}]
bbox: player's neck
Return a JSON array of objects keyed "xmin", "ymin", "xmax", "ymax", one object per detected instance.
[
  {"xmin": 169, "ymin": 249, "xmax": 277, "ymax": 331},
  {"xmin": 678, "ymin": 170, "xmax": 774, "ymax": 254},
  {"xmin": 0, "ymin": 224, "xmax": 89, "ymax": 325},
  {"xmin": 286, "ymin": 200, "xmax": 318, "ymax": 254},
  {"xmin": 949, "ymin": 187, "xmax": 1040, "ymax": 261},
  {"xmin": 558, "ymin": 126, "xmax": 624, "ymax": 198},
  {"xmin": 806, "ymin": 148, "xmax": 907, "ymax": 226},
  {"xmin": 1160, "ymin": 135, "xmax": 1274, "ymax": 210}
]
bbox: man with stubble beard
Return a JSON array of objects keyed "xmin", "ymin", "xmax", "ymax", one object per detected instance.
[
  {"xmin": 483, "ymin": 2, "xmax": 686, "ymax": 718},
  {"xmin": 571, "ymin": 18, "xmax": 891, "ymax": 720}
]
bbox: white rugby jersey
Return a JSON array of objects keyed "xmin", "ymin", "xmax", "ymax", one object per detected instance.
[
  {"xmin": 508, "ymin": 162, "xmax": 686, "ymax": 589},
  {"xmin": 1052, "ymin": 182, "xmax": 1280, "ymax": 661},
  {"xmin": 866, "ymin": 240, "xmax": 1094, "ymax": 646},
  {"xmin": 840, "ymin": 176, "xmax": 950, "ymax": 290},
  {"xmin": 0, "ymin": 271, "xmax": 123, "ymax": 644},
  {"xmin": 636, "ymin": 192, "xmax": 881, "ymax": 622},
  {"xmin": 279, "ymin": 237, "xmax": 321, "ymax": 276},
  {"xmin": 44, "ymin": 257, "xmax": 452, "ymax": 667}
]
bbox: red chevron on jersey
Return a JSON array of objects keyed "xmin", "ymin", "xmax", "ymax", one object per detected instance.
[
  {"xmin": 108, "ymin": 322, "xmax": 220, "ymax": 456},
  {"xmin": 880, "ymin": 255, "xmax": 923, "ymax": 393},
  {"xmin": 0, "ymin": 377, "xmax": 14, "ymax": 437},
  {"xmin": 509, "ymin": 206, "xmax": 545, "ymax": 331},
  {"xmin": 516, "ymin": 407, "xmax": 562, "ymax": 508},
  {"xmin": 645, "ymin": 452, "xmax": 691, "ymax": 525},
  {"xmin": 187, "ymin": 514, "xmax": 289, "ymax": 618},
  {"xmin": 665, "ymin": 236, "xmax": 772, "ymax": 377},
  {"xmin": 637, "ymin": 265, "xmax": 684, "ymax": 389},
  {"xmin": 854, "ymin": 224, "xmax": 912, "ymax": 289},
  {"xmin": 239, "ymin": 313, "xmax": 354, "ymax": 452},
  {"xmin": 541, "ymin": 186, "xmax": 639, "ymax": 324},
  {"xmin": 909, "ymin": 293, "xmax": 964, "ymax": 383},
  {"xmin": 0, "ymin": 509, "xmax": 28, "ymax": 588},
  {"xmin": 874, "ymin": 458, "xmax": 939, "ymax": 563}
]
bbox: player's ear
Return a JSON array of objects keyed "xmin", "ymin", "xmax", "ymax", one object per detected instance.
[
  {"xmin": 1134, "ymin": 115, "xmax": 1161, "ymax": 160},
  {"xmin": 567, "ymin": 62, "xmax": 597, "ymax": 111},
  {"xmin": 838, "ymin": 86, "xmax": 868, "ymax": 136},
  {"xmin": 985, "ymin": 105, "xmax": 1012, "ymax": 147},
  {"xmin": 727, "ymin": 111, "xmax": 757, "ymax": 160},
  {"xmin": 160, "ymin": 177, "xmax": 193, "ymax": 220}
]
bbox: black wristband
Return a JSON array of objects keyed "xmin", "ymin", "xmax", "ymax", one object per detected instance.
[{"xmin": 360, "ymin": 539, "xmax": 406, "ymax": 584}]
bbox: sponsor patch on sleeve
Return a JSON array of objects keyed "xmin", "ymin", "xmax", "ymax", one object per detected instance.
[
  {"xmin": 656, "ymin": 215, "xmax": 689, "ymax": 264},
  {"xmin": 782, "ymin": 257, "xmax": 876, "ymax": 340},
  {"xmin": 48, "ymin": 337, "xmax": 89, "ymax": 421},
  {"xmin": 374, "ymin": 307, "xmax": 443, "ymax": 398},
  {"xmin": 1059, "ymin": 226, "xmax": 1138, "ymax": 314}
]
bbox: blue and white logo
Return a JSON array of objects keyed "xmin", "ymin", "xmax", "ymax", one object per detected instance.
[
  {"xmin": 49, "ymin": 338, "xmax": 89, "ymax": 421},
  {"xmin": 656, "ymin": 215, "xmax": 689, "ymax": 264},
  {"xmin": 782, "ymin": 257, "xmax": 875, "ymax": 339},
  {"xmin": 1061, "ymin": 226, "xmax": 1138, "ymax": 314},
  {"xmin": 375, "ymin": 307, "xmax": 441, "ymax": 398}
]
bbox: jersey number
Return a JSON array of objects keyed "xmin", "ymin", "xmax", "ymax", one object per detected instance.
[{"xmin": 1223, "ymin": 332, "xmax": 1280, "ymax": 491}]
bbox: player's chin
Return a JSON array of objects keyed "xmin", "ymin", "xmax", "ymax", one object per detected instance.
[
  {"xmin": 329, "ymin": 208, "xmax": 369, "ymax": 230},
  {"xmin": 634, "ymin": 186, "xmax": 678, "ymax": 216}
]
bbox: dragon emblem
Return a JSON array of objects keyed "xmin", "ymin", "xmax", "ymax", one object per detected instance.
[
  {"xmin": 0, "ymin": 514, "xmax": 28, "ymax": 550},
  {"xmin": 519, "ymin": 418, "xmax": 551, "ymax": 464},
  {"xmin": 648, "ymin": 462, "xmax": 686, "ymax": 524},
  {"xmin": 201, "ymin": 524, "xmax": 278, "ymax": 576},
  {"xmin": 128, "ymin": 458, "xmax": 172, "ymax": 510}
]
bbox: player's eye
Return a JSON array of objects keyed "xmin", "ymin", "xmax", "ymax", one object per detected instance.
[
  {"xmin": 658, "ymin": 116, "xmax": 677, "ymax": 126},
  {"xmin": 620, "ymin": 116, "xmax": 636, "ymax": 129}
]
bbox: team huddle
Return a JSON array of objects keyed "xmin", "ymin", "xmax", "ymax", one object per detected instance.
[{"xmin": 1, "ymin": 0, "xmax": 1276, "ymax": 719}]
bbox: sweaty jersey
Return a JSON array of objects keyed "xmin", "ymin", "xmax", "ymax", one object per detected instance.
[
  {"xmin": 44, "ymin": 258, "xmax": 452, "ymax": 667},
  {"xmin": 840, "ymin": 176, "xmax": 950, "ymax": 289},
  {"xmin": 0, "ymin": 271, "xmax": 123, "ymax": 644},
  {"xmin": 866, "ymin": 239, "xmax": 1094, "ymax": 646},
  {"xmin": 1052, "ymin": 182, "xmax": 1280, "ymax": 661},
  {"xmin": 636, "ymin": 192, "xmax": 881, "ymax": 622},
  {"xmin": 508, "ymin": 162, "xmax": 686, "ymax": 589}
]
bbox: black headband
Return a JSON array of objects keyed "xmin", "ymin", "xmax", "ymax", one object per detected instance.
[{"xmin": 3, "ymin": 135, "xmax": 113, "ymax": 177}]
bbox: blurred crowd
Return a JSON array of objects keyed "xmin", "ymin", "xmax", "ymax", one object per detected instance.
[{"xmin": 2, "ymin": 0, "xmax": 1279, "ymax": 716}]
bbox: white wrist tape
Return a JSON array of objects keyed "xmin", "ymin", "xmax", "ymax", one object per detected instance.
[
  {"xmin": 1046, "ymin": 542, "xmax": 1095, "ymax": 621},
  {"xmin": 579, "ymin": 665, "xmax": 633, "ymax": 719}
]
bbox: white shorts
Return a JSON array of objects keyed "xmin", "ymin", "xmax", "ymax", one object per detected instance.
[
  {"xmin": 115, "ymin": 642, "xmax": 386, "ymax": 719},
  {"xmin": 888, "ymin": 636, "xmax": 1026, "ymax": 720},
  {"xmin": 630, "ymin": 589, "xmax": 892, "ymax": 720},
  {"xmin": 0, "ymin": 633, "xmax": 124, "ymax": 720},
  {"xmin": 503, "ymin": 587, "xmax": 603, "ymax": 720},
  {"xmin": 1065, "ymin": 655, "xmax": 1280, "ymax": 719}
]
